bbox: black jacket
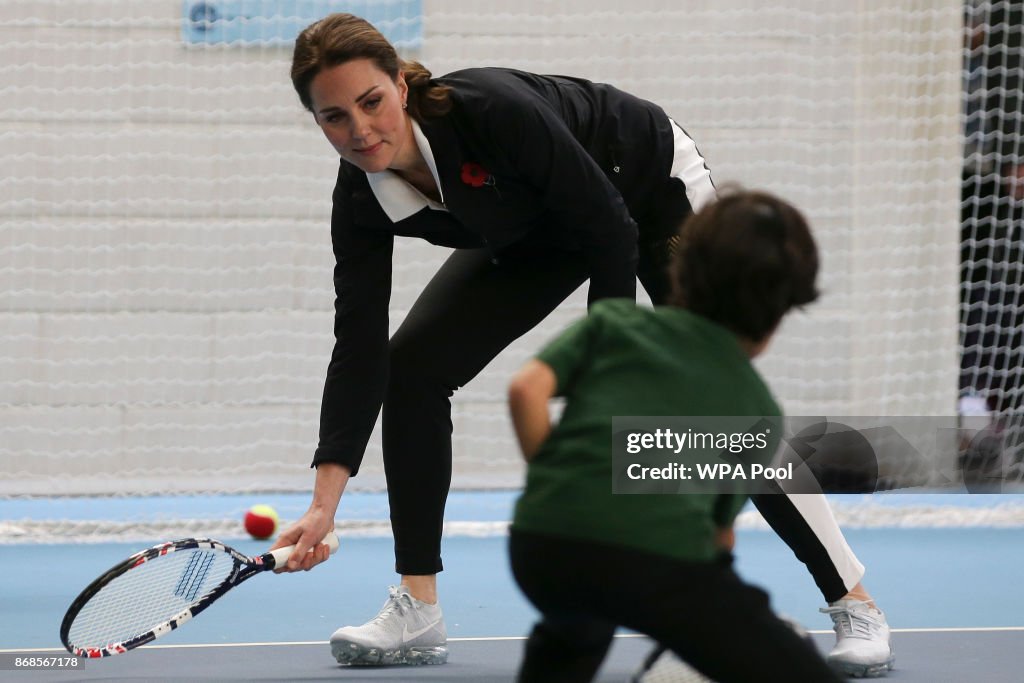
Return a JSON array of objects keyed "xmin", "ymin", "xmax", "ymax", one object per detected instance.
[{"xmin": 313, "ymin": 67, "xmax": 679, "ymax": 473}]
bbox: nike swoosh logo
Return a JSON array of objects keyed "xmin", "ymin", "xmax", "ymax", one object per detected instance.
[{"xmin": 402, "ymin": 621, "xmax": 440, "ymax": 644}]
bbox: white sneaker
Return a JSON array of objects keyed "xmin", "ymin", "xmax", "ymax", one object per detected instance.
[
  {"xmin": 330, "ymin": 585, "xmax": 448, "ymax": 665},
  {"xmin": 820, "ymin": 599, "xmax": 894, "ymax": 678}
]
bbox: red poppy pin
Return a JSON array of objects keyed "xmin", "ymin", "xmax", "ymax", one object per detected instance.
[{"xmin": 460, "ymin": 162, "xmax": 493, "ymax": 188}]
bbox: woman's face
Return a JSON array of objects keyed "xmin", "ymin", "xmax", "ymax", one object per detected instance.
[{"xmin": 309, "ymin": 58, "xmax": 411, "ymax": 173}]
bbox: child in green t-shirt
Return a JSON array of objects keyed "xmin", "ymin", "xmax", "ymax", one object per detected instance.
[{"xmin": 507, "ymin": 188, "xmax": 843, "ymax": 683}]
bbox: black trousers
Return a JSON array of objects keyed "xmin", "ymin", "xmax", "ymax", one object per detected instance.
[
  {"xmin": 383, "ymin": 238, "xmax": 658, "ymax": 574},
  {"xmin": 509, "ymin": 530, "xmax": 843, "ymax": 683},
  {"xmin": 383, "ymin": 235, "xmax": 853, "ymax": 603}
]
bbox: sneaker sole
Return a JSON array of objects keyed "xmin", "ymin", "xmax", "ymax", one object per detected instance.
[
  {"xmin": 830, "ymin": 655, "xmax": 895, "ymax": 678},
  {"xmin": 331, "ymin": 640, "xmax": 448, "ymax": 666}
]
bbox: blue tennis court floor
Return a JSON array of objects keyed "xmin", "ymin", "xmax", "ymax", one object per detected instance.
[{"xmin": 2, "ymin": 491, "xmax": 1023, "ymax": 681}]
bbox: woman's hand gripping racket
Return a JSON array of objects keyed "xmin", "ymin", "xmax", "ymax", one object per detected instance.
[{"xmin": 60, "ymin": 532, "xmax": 339, "ymax": 658}]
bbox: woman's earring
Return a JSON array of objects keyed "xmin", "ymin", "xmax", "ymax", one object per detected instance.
[{"xmin": 402, "ymin": 101, "xmax": 408, "ymax": 110}]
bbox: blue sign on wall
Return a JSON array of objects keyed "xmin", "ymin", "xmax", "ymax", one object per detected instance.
[{"xmin": 182, "ymin": 1, "xmax": 422, "ymax": 48}]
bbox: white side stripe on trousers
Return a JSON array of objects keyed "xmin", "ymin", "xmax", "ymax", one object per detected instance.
[
  {"xmin": 669, "ymin": 119, "xmax": 717, "ymax": 213},
  {"xmin": 786, "ymin": 493, "xmax": 867, "ymax": 592}
]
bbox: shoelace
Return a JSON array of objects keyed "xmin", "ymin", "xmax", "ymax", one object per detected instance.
[
  {"xmin": 820, "ymin": 604, "xmax": 880, "ymax": 639},
  {"xmin": 370, "ymin": 587, "xmax": 413, "ymax": 625}
]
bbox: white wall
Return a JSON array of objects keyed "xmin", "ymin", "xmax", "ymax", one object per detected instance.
[{"xmin": 0, "ymin": 0, "xmax": 962, "ymax": 494}]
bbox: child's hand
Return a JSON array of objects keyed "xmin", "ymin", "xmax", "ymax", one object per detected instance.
[{"xmin": 714, "ymin": 527, "xmax": 735, "ymax": 552}]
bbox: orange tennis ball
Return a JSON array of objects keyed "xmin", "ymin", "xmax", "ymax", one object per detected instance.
[{"xmin": 243, "ymin": 504, "xmax": 279, "ymax": 540}]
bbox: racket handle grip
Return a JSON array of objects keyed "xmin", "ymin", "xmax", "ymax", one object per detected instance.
[{"xmin": 268, "ymin": 531, "xmax": 340, "ymax": 569}]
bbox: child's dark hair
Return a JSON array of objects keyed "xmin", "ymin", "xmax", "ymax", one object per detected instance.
[
  {"xmin": 668, "ymin": 187, "xmax": 819, "ymax": 342},
  {"xmin": 291, "ymin": 13, "xmax": 452, "ymax": 120}
]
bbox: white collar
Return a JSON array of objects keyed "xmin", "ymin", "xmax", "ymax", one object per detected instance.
[{"xmin": 365, "ymin": 119, "xmax": 446, "ymax": 222}]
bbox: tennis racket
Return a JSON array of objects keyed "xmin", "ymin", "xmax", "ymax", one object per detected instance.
[
  {"xmin": 631, "ymin": 616, "xmax": 815, "ymax": 683},
  {"xmin": 60, "ymin": 532, "xmax": 339, "ymax": 658},
  {"xmin": 631, "ymin": 646, "xmax": 713, "ymax": 683}
]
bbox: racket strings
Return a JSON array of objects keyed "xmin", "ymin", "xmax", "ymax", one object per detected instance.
[
  {"xmin": 67, "ymin": 549, "xmax": 236, "ymax": 648},
  {"xmin": 175, "ymin": 550, "xmax": 216, "ymax": 602}
]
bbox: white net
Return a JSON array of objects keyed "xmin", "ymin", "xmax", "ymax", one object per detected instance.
[
  {"xmin": 2, "ymin": 0, "xmax": 963, "ymax": 497},
  {"xmin": 961, "ymin": 4, "xmax": 1024, "ymax": 404}
]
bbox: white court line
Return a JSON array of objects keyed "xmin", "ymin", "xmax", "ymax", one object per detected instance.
[
  {"xmin": 0, "ymin": 637, "xmax": 552, "ymax": 653},
  {"xmin": 7, "ymin": 627, "xmax": 1024, "ymax": 654},
  {"xmin": 883, "ymin": 626, "xmax": 1024, "ymax": 633}
]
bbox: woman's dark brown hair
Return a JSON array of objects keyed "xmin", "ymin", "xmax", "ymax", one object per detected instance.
[
  {"xmin": 291, "ymin": 13, "xmax": 451, "ymax": 120},
  {"xmin": 669, "ymin": 187, "xmax": 820, "ymax": 342}
]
